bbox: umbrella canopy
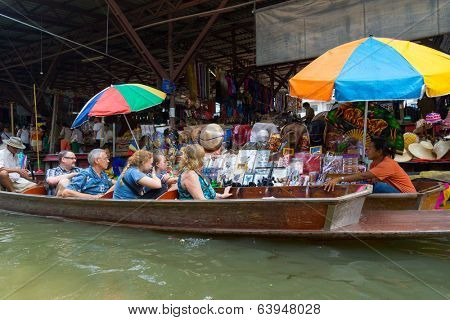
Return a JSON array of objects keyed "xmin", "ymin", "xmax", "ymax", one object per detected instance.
[
  {"xmin": 289, "ymin": 36, "xmax": 450, "ymax": 102},
  {"xmin": 71, "ymin": 84, "xmax": 166, "ymax": 128}
]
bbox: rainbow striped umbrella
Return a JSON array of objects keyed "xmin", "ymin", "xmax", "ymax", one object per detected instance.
[
  {"xmin": 289, "ymin": 36, "xmax": 450, "ymax": 102},
  {"xmin": 71, "ymin": 84, "xmax": 166, "ymax": 128}
]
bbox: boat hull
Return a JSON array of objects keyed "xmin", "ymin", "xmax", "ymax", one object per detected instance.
[
  {"xmin": 0, "ymin": 186, "xmax": 370, "ymax": 235},
  {"xmin": 1, "ymin": 183, "xmax": 449, "ymax": 239}
]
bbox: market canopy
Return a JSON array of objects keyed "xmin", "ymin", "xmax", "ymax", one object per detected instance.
[{"xmin": 289, "ymin": 36, "xmax": 450, "ymax": 102}]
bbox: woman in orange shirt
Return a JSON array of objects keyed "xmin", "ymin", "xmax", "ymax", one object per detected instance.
[{"xmin": 324, "ymin": 138, "xmax": 416, "ymax": 193}]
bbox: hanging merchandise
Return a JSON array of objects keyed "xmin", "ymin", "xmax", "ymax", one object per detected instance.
[
  {"xmin": 186, "ymin": 60, "xmax": 198, "ymax": 100},
  {"xmin": 206, "ymin": 64, "xmax": 210, "ymax": 100},
  {"xmin": 326, "ymin": 102, "xmax": 404, "ymax": 153},
  {"xmin": 215, "ymin": 68, "xmax": 223, "ymax": 104}
]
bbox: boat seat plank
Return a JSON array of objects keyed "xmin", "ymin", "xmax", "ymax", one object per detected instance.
[{"xmin": 336, "ymin": 210, "xmax": 450, "ymax": 232}]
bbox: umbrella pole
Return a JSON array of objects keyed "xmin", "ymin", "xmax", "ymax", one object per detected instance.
[
  {"xmin": 112, "ymin": 122, "xmax": 116, "ymax": 157},
  {"xmin": 362, "ymin": 101, "xmax": 369, "ymax": 164},
  {"xmin": 123, "ymin": 114, "xmax": 140, "ymax": 150}
]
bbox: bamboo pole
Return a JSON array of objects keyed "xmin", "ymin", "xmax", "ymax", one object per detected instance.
[
  {"xmin": 33, "ymin": 84, "xmax": 41, "ymax": 172},
  {"xmin": 9, "ymin": 102, "xmax": 14, "ymax": 135}
]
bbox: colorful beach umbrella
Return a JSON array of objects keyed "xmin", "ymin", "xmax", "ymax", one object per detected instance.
[
  {"xmin": 289, "ymin": 36, "xmax": 450, "ymax": 102},
  {"xmin": 71, "ymin": 84, "xmax": 166, "ymax": 128}
]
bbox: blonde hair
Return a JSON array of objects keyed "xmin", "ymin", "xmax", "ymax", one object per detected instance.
[
  {"xmin": 119, "ymin": 150, "xmax": 153, "ymax": 185},
  {"xmin": 179, "ymin": 144, "xmax": 205, "ymax": 172}
]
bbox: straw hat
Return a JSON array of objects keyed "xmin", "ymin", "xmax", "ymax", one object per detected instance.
[
  {"xmin": 408, "ymin": 142, "xmax": 436, "ymax": 160},
  {"xmin": 403, "ymin": 132, "xmax": 419, "ymax": 149},
  {"xmin": 394, "ymin": 149, "xmax": 413, "ymax": 162},
  {"xmin": 199, "ymin": 124, "xmax": 224, "ymax": 152},
  {"xmin": 420, "ymin": 140, "xmax": 433, "ymax": 150},
  {"xmin": 5, "ymin": 137, "xmax": 26, "ymax": 149},
  {"xmin": 433, "ymin": 140, "xmax": 450, "ymax": 160}
]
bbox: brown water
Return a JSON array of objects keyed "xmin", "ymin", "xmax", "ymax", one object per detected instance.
[{"xmin": 0, "ymin": 210, "xmax": 449, "ymax": 299}]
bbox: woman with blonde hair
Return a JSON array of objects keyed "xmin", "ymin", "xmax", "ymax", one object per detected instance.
[
  {"xmin": 113, "ymin": 150, "xmax": 162, "ymax": 199},
  {"xmin": 178, "ymin": 144, "xmax": 232, "ymax": 200}
]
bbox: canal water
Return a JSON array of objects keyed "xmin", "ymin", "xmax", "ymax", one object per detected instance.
[{"xmin": 0, "ymin": 210, "xmax": 449, "ymax": 299}]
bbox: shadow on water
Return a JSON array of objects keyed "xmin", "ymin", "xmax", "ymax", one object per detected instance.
[{"xmin": 0, "ymin": 210, "xmax": 449, "ymax": 299}]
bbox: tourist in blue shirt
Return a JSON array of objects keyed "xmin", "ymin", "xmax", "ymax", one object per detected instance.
[
  {"xmin": 113, "ymin": 150, "xmax": 163, "ymax": 200},
  {"xmin": 62, "ymin": 149, "xmax": 114, "ymax": 199}
]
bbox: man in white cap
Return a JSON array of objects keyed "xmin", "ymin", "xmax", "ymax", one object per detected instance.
[{"xmin": 0, "ymin": 137, "xmax": 36, "ymax": 192}]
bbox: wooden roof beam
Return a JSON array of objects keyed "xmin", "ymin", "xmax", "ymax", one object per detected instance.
[
  {"xmin": 173, "ymin": 0, "xmax": 229, "ymax": 81},
  {"xmin": 0, "ymin": 60, "xmax": 32, "ymax": 111},
  {"xmin": 105, "ymin": 0, "xmax": 168, "ymax": 79}
]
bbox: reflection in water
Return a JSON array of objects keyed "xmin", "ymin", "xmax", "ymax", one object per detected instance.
[{"xmin": 0, "ymin": 210, "xmax": 449, "ymax": 299}]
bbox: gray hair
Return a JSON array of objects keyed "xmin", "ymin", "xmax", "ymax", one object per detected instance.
[
  {"xmin": 58, "ymin": 150, "xmax": 71, "ymax": 162},
  {"xmin": 88, "ymin": 149, "xmax": 105, "ymax": 166}
]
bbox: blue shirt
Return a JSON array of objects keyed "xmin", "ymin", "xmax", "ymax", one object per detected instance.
[
  {"xmin": 113, "ymin": 167, "xmax": 147, "ymax": 199},
  {"xmin": 66, "ymin": 166, "xmax": 113, "ymax": 195},
  {"xmin": 46, "ymin": 165, "xmax": 81, "ymax": 195}
]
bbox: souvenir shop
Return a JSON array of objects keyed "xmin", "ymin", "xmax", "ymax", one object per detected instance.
[{"xmin": 109, "ymin": 91, "xmax": 449, "ymax": 188}]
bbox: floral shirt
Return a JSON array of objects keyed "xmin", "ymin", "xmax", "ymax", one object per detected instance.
[{"xmin": 66, "ymin": 166, "xmax": 113, "ymax": 195}]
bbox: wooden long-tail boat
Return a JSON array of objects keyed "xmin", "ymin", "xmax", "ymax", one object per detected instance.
[{"xmin": 0, "ymin": 181, "xmax": 449, "ymax": 238}]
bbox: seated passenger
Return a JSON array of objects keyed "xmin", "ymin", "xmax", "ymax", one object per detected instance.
[
  {"xmin": 103, "ymin": 145, "xmax": 126, "ymax": 180},
  {"xmin": 61, "ymin": 149, "xmax": 114, "ymax": 199},
  {"xmin": 153, "ymin": 152, "xmax": 178, "ymax": 191},
  {"xmin": 0, "ymin": 137, "xmax": 36, "ymax": 192},
  {"xmin": 178, "ymin": 144, "xmax": 232, "ymax": 200},
  {"xmin": 324, "ymin": 138, "xmax": 416, "ymax": 193},
  {"xmin": 45, "ymin": 150, "xmax": 81, "ymax": 196},
  {"xmin": 113, "ymin": 150, "xmax": 163, "ymax": 200}
]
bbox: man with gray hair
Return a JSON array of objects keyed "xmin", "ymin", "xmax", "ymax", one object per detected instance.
[
  {"xmin": 45, "ymin": 150, "xmax": 81, "ymax": 196},
  {"xmin": 61, "ymin": 149, "xmax": 114, "ymax": 199}
]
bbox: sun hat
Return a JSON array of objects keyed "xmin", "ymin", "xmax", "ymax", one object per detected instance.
[
  {"xmin": 425, "ymin": 112, "xmax": 442, "ymax": 124},
  {"xmin": 199, "ymin": 124, "xmax": 224, "ymax": 152},
  {"xmin": 408, "ymin": 142, "xmax": 436, "ymax": 160},
  {"xmin": 420, "ymin": 140, "xmax": 433, "ymax": 150},
  {"xmin": 394, "ymin": 149, "xmax": 413, "ymax": 162},
  {"xmin": 5, "ymin": 137, "xmax": 26, "ymax": 149},
  {"xmin": 433, "ymin": 140, "xmax": 450, "ymax": 160},
  {"xmin": 415, "ymin": 119, "xmax": 427, "ymax": 129},
  {"xmin": 403, "ymin": 132, "xmax": 419, "ymax": 149}
]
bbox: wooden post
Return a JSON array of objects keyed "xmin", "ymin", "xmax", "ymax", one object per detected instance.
[
  {"xmin": 49, "ymin": 93, "xmax": 59, "ymax": 154},
  {"xmin": 33, "ymin": 84, "xmax": 42, "ymax": 172},
  {"xmin": 232, "ymin": 28, "xmax": 237, "ymax": 74},
  {"xmin": 168, "ymin": 17, "xmax": 175, "ymax": 128},
  {"xmin": 9, "ymin": 102, "xmax": 14, "ymax": 135}
]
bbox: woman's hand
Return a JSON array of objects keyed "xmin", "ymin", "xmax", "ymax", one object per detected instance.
[
  {"xmin": 221, "ymin": 186, "xmax": 232, "ymax": 199},
  {"xmin": 323, "ymin": 178, "xmax": 340, "ymax": 192}
]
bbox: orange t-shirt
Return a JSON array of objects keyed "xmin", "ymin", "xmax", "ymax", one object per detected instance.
[{"xmin": 369, "ymin": 156, "xmax": 416, "ymax": 193}]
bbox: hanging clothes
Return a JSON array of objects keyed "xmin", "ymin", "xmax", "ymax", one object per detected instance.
[{"xmin": 186, "ymin": 61, "xmax": 198, "ymax": 99}]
